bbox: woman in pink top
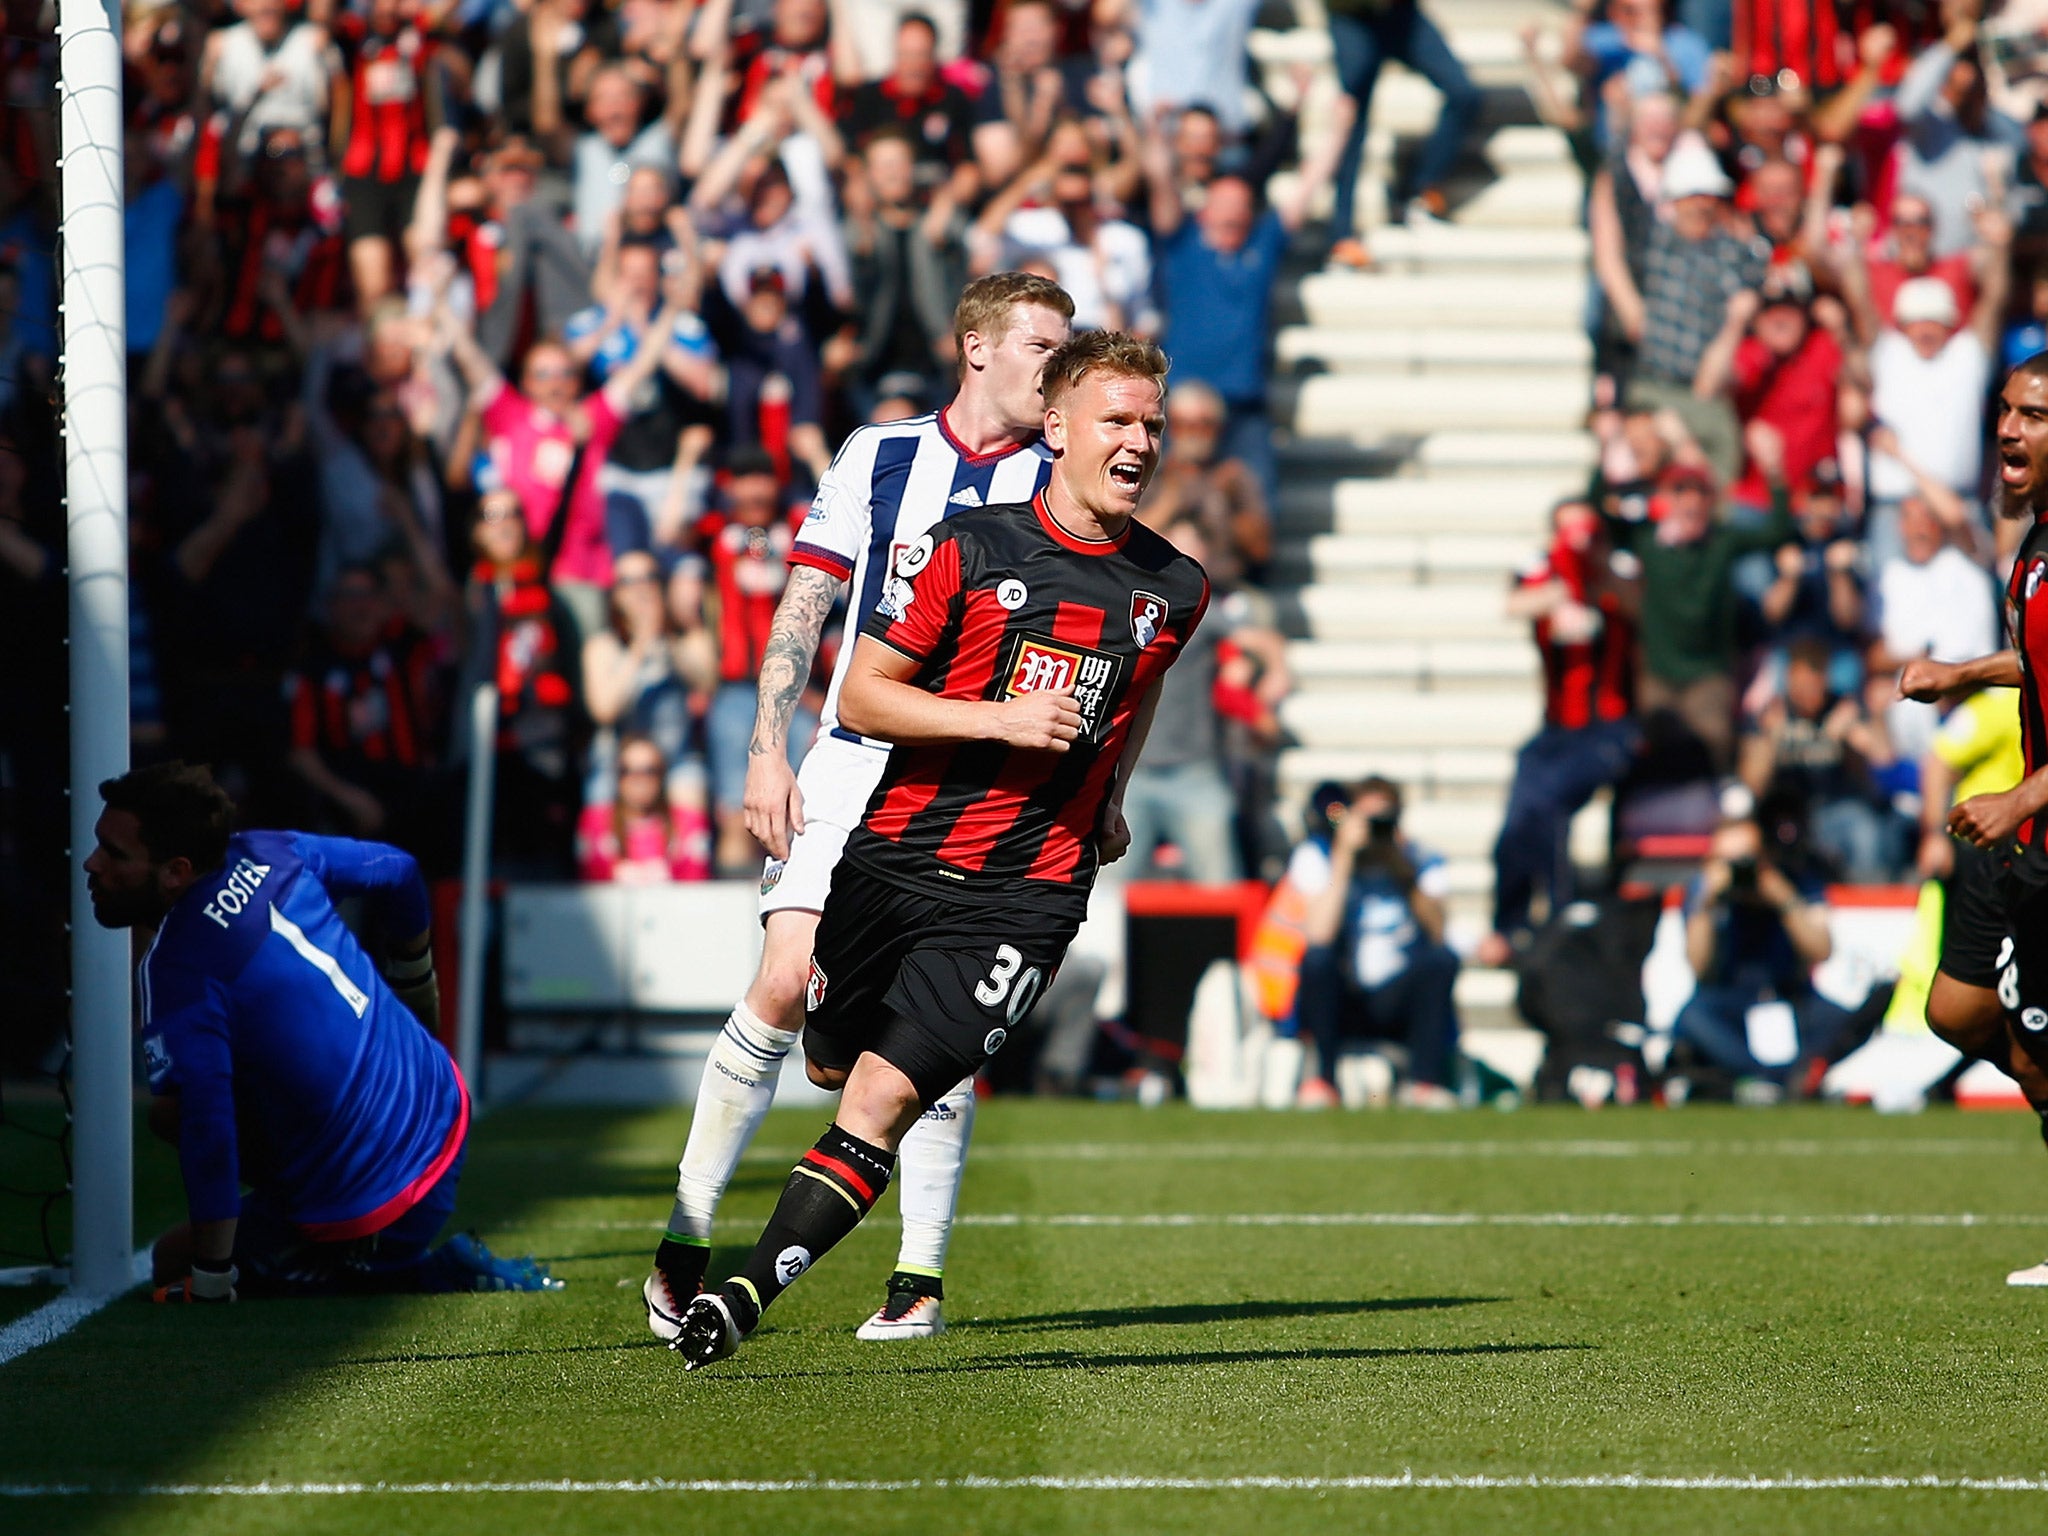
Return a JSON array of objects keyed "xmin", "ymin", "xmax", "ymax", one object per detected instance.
[
  {"xmin": 578, "ymin": 734, "xmax": 712, "ymax": 883},
  {"xmin": 440, "ymin": 277, "xmax": 685, "ymax": 637}
]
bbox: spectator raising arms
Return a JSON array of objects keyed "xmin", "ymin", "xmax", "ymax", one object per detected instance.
[
  {"xmin": 1147, "ymin": 110, "xmax": 1343, "ymax": 508},
  {"xmin": 441, "ymin": 267, "xmax": 691, "ymax": 637},
  {"xmin": 1596, "ymin": 138, "xmax": 1768, "ymax": 486}
]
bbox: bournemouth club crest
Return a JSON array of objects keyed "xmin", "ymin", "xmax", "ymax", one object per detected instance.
[
  {"xmin": 1131, "ymin": 591, "xmax": 1167, "ymax": 649},
  {"xmin": 805, "ymin": 959, "xmax": 828, "ymax": 1013}
]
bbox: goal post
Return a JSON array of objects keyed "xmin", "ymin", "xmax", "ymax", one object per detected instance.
[{"xmin": 59, "ymin": 0, "xmax": 132, "ymax": 1296}]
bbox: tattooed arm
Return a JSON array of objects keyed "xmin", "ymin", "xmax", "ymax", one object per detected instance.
[{"xmin": 744, "ymin": 565, "xmax": 845, "ymax": 858}]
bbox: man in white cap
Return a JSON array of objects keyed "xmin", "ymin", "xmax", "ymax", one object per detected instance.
[
  {"xmin": 1598, "ymin": 135, "xmax": 1770, "ymax": 486},
  {"xmin": 1869, "ymin": 238, "xmax": 2010, "ymax": 567}
]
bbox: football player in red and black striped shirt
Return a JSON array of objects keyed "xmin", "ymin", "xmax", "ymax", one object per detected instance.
[
  {"xmin": 673, "ymin": 331, "xmax": 1209, "ymax": 1368},
  {"xmin": 1904, "ymin": 354, "xmax": 2048, "ymax": 1283}
]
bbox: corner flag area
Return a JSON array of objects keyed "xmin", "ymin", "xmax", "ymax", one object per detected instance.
[{"xmin": 9, "ymin": 1103, "xmax": 2048, "ymax": 1534}]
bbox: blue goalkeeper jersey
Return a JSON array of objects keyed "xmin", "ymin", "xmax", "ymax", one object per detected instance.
[{"xmin": 139, "ymin": 830, "xmax": 468, "ymax": 1236}]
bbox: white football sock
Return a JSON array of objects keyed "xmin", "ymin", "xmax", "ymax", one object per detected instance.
[
  {"xmin": 667, "ymin": 1002, "xmax": 800, "ymax": 1242},
  {"xmin": 893, "ymin": 1075, "xmax": 977, "ymax": 1279}
]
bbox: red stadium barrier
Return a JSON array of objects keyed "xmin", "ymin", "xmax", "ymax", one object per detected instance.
[{"xmin": 1120, "ymin": 880, "xmax": 1272, "ymax": 961}]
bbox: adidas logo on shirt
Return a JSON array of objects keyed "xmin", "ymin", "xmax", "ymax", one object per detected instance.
[{"xmin": 947, "ymin": 486, "xmax": 984, "ymax": 508}]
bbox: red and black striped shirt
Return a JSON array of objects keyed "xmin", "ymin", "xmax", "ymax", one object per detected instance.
[
  {"xmin": 2006, "ymin": 518, "xmax": 2048, "ymax": 863},
  {"xmin": 334, "ymin": 16, "xmax": 436, "ymax": 183},
  {"xmin": 845, "ymin": 494, "xmax": 1209, "ymax": 908},
  {"xmin": 286, "ymin": 625, "xmax": 440, "ymax": 772},
  {"xmin": 1518, "ymin": 544, "xmax": 1635, "ymax": 731}
]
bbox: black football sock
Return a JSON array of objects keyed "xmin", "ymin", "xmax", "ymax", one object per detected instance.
[
  {"xmin": 886, "ymin": 1269, "xmax": 943, "ymax": 1301},
  {"xmin": 653, "ymin": 1234, "xmax": 710, "ymax": 1295},
  {"xmin": 721, "ymin": 1124, "xmax": 896, "ymax": 1334}
]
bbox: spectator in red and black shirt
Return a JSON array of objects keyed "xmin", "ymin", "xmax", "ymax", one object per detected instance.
[
  {"xmin": 454, "ymin": 490, "xmax": 590, "ymax": 878},
  {"xmin": 840, "ymin": 14, "xmax": 979, "ymax": 201},
  {"xmin": 212, "ymin": 125, "xmax": 349, "ymax": 344},
  {"xmin": 1479, "ymin": 498, "xmax": 1642, "ymax": 965},
  {"xmin": 687, "ymin": 447, "xmax": 817, "ymax": 871},
  {"xmin": 284, "ymin": 561, "xmax": 442, "ymax": 852},
  {"xmin": 710, "ymin": 0, "xmax": 846, "ymax": 135},
  {"xmin": 332, "ymin": 0, "xmax": 442, "ymax": 309}
]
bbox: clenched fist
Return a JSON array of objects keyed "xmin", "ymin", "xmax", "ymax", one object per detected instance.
[{"xmin": 989, "ymin": 689, "xmax": 1083, "ymax": 751}]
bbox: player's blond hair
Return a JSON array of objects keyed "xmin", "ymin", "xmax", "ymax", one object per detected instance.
[
  {"xmin": 952, "ymin": 271, "xmax": 1075, "ymax": 363},
  {"xmin": 1039, "ymin": 330, "xmax": 1169, "ymax": 412}
]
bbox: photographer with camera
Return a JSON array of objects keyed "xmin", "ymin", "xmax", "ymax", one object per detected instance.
[
  {"xmin": 1673, "ymin": 812, "xmax": 1850, "ymax": 1099},
  {"xmin": 1294, "ymin": 776, "xmax": 1462, "ymax": 1109}
]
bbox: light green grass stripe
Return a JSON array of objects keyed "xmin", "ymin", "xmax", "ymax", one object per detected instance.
[
  {"xmin": 490, "ymin": 1138, "xmax": 2026, "ymax": 1167},
  {"xmin": 10, "ymin": 1474, "xmax": 2048, "ymax": 1496},
  {"xmin": 496, "ymin": 1211, "xmax": 2048, "ymax": 1231}
]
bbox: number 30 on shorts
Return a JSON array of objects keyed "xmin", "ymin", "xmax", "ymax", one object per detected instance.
[{"xmin": 974, "ymin": 944, "xmax": 1044, "ymax": 1025}]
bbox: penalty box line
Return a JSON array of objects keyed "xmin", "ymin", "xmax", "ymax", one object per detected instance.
[{"xmin": 8, "ymin": 1473, "xmax": 2048, "ymax": 1497}]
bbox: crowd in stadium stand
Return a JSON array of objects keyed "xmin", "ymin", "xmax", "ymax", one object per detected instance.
[
  {"xmin": 0, "ymin": 0, "xmax": 2042, "ymax": 1100},
  {"xmin": 1483, "ymin": 0, "xmax": 2034, "ymax": 953},
  {"xmin": 0, "ymin": 0, "xmax": 1319, "ymax": 929}
]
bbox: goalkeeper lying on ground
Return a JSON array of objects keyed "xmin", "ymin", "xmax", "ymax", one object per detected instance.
[{"xmin": 84, "ymin": 761, "xmax": 557, "ymax": 1301}]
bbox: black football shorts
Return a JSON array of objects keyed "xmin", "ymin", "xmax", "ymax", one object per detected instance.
[
  {"xmin": 342, "ymin": 173, "xmax": 422, "ymax": 246},
  {"xmin": 1940, "ymin": 840, "xmax": 2048, "ymax": 1019},
  {"xmin": 802, "ymin": 859, "xmax": 1081, "ymax": 1105}
]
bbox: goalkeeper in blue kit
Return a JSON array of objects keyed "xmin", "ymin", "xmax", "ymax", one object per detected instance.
[{"xmin": 86, "ymin": 762, "xmax": 557, "ymax": 1301}]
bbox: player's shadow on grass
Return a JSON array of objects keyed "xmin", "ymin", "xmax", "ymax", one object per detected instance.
[
  {"xmin": 339, "ymin": 1339, "xmax": 671, "ymax": 1366},
  {"xmin": 978, "ymin": 1296, "xmax": 1500, "ymax": 1333},
  {"xmin": 716, "ymin": 1340, "xmax": 1592, "ymax": 1382},
  {"xmin": 939, "ymin": 1342, "xmax": 1588, "ymax": 1374}
]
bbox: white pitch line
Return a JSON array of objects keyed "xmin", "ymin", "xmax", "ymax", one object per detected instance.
[
  {"xmin": 0, "ymin": 1248, "xmax": 151, "ymax": 1369},
  {"xmin": 504, "ymin": 1211, "xmax": 2048, "ymax": 1233},
  {"xmin": 491, "ymin": 1138, "xmax": 2023, "ymax": 1167},
  {"xmin": 7, "ymin": 1473, "xmax": 2048, "ymax": 1497}
]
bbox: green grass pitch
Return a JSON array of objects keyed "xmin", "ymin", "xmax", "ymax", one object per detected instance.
[{"xmin": 10, "ymin": 1101, "xmax": 2048, "ymax": 1534}]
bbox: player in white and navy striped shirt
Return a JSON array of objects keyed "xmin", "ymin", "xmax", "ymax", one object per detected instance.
[{"xmin": 644, "ymin": 273, "xmax": 1073, "ymax": 1345}]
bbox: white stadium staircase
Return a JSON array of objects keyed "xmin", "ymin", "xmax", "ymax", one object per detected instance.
[{"xmin": 1253, "ymin": 0, "xmax": 1601, "ymax": 1030}]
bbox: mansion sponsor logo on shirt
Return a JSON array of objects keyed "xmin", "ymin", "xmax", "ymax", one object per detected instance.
[{"xmin": 1002, "ymin": 634, "xmax": 1124, "ymax": 743}]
